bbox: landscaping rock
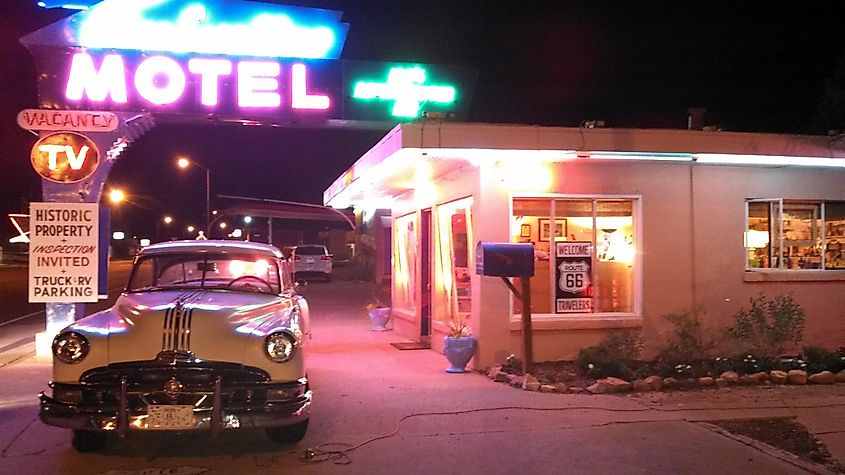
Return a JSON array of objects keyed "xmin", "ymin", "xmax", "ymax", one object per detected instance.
[
  {"xmin": 835, "ymin": 370, "xmax": 845, "ymax": 383},
  {"xmin": 632, "ymin": 379, "xmax": 652, "ymax": 392},
  {"xmin": 770, "ymin": 370, "xmax": 788, "ymax": 384},
  {"xmin": 587, "ymin": 377, "xmax": 631, "ymax": 394},
  {"xmin": 509, "ymin": 375, "xmax": 525, "ymax": 388},
  {"xmin": 698, "ymin": 377, "xmax": 714, "ymax": 387},
  {"xmin": 720, "ymin": 371, "xmax": 740, "ymax": 384},
  {"xmin": 539, "ymin": 384, "xmax": 557, "ymax": 393},
  {"xmin": 740, "ymin": 372, "xmax": 767, "ymax": 385},
  {"xmin": 487, "ymin": 366, "xmax": 502, "ymax": 379},
  {"xmin": 751, "ymin": 371, "xmax": 769, "ymax": 383},
  {"xmin": 568, "ymin": 387, "xmax": 586, "ymax": 394},
  {"xmin": 493, "ymin": 371, "xmax": 510, "ymax": 383},
  {"xmin": 788, "ymin": 370, "xmax": 808, "ymax": 385},
  {"xmin": 554, "ymin": 383, "xmax": 569, "ymax": 393},
  {"xmin": 662, "ymin": 377, "xmax": 679, "ymax": 390},
  {"xmin": 808, "ymin": 371, "xmax": 835, "ymax": 385},
  {"xmin": 715, "ymin": 378, "xmax": 728, "ymax": 388},
  {"xmin": 644, "ymin": 375, "xmax": 663, "ymax": 391},
  {"xmin": 522, "ymin": 373, "xmax": 541, "ymax": 391}
]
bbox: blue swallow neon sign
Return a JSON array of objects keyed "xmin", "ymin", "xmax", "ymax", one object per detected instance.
[{"xmin": 28, "ymin": 0, "xmax": 349, "ymax": 60}]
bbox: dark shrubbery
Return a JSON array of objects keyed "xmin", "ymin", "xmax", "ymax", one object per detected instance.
[
  {"xmin": 576, "ymin": 331, "xmax": 642, "ymax": 380},
  {"xmin": 728, "ymin": 294, "xmax": 805, "ymax": 357}
]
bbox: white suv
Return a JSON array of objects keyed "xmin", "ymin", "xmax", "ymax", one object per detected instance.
[{"xmin": 291, "ymin": 245, "xmax": 332, "ymax": 282}]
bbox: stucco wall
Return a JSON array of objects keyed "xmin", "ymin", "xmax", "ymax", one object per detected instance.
[{"xmin": 386, "ymin": 152, "xmax": 845, "ymax": 369}]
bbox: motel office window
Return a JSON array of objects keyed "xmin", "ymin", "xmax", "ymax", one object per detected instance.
[
  {"xmin": 746, "ymin": 200, "xmax": 845, "ymax": 270},
  {"xmin": 511, "ymin": 197, "xmax": 637, "ymax": 316},
  {"xmin": 433, "ymin": 198, "xmax": 473, "ymax": 325}
]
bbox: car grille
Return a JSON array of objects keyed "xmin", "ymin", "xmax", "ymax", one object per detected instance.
[
  {"xmin": 74, "ymin": 360, "xmax": 281, "ymax": 410},
  {"xmin": 162, "ymin": 291, "xmax": 204, "ymax": 352}
]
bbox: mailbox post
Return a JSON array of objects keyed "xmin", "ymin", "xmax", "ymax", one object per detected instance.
[{"xmin": 476, "ymin": 242, "xmax": 535, "ymax": 373}]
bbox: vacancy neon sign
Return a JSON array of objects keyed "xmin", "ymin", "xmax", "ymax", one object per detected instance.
[{"xmin": 64, "ymin": 52, "xmax": 331, "ymax": 112}]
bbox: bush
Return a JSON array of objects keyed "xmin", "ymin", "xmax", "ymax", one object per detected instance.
[
  {"xmin": 802, "ymin": 346, "xmax": 845, "ymax": 374},
  {"xmin": 576, "ymin": 331, "xmax": 642, "ymax": 379},
  {"xmin": 728, "ymin": 294, "xmax": 805, "ymax": 357},
  {"xmin": 656, "ymin": 308, "xmax": 717, "ymax": 364}
]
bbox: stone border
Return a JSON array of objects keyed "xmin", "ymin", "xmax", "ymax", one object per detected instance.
[{"xmin": 485, "ymin": 367, "xmax": 845, "ymax": 395}]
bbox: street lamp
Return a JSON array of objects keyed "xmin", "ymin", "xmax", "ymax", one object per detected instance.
[
  {"xmin": 108, "ymin": 188, "xmax": 125, "ymax": 204},
  {"xmin": 176, "ymin": 156, "xmax": 211, "ymax": 235}
]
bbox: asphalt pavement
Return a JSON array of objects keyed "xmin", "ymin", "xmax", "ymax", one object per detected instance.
[{"xmin": 0, "ymin": 279, "xmax": 843, "ymax": 474}]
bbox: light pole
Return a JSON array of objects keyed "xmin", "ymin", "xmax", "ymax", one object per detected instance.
[{"xmin": 177, "ymin": 157, "xmax": 211, "ymax": 235}]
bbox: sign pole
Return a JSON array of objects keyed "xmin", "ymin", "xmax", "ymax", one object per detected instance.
[{"xmin": 521, "ymin": 277, "xmax": 533, "ymax": 374}]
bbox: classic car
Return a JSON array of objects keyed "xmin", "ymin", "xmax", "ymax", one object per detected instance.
[{"xmin": 39, "ymin": 240, "xmax": 312, "ymax": 452}]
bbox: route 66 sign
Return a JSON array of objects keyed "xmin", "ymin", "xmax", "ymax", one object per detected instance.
[
  {"xmin": 558, "ymin": 260, "xmax": 590, "ymax": 292},
  {"xmin": 555, "ymin": 242, "xmax": 593, "ymax": 313}
]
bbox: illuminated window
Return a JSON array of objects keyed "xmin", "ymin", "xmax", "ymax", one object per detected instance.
[
  {"xmin": 746, "ymin": 200, "xmax": 845, "ymax": 270},
  {"xmin": 393, "ymin": 214, "xmax": 417, "ymax": 312},
  {"xmin": 434, "ymin": 198, "xmax": 473, "ymax": 325},
  {"xmin": 512, "ymin": 197, "xmax": 638, "ymax": 316}
]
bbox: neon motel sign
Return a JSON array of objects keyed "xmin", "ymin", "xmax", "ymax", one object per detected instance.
[
  {"xmin": 22, "ymin": 0, "xmax": 476, "ymax": 122},
  {"xmin": 65, "ymin": 53, "xmax": 331, "ymax": 111}
]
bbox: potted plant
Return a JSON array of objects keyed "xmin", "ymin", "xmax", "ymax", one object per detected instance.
[
  {"xmin": 366, "ymin": 294, "xmax": 391, "ymax": 331},
  {"xmin": 444, "ymin": 319, "xmax": 477, "ymax": 373}
]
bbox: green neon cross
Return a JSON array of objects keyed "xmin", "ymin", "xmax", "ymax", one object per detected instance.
[{"xmin": 352, "ymin": 67, "xmax": 457, "ymax": 118}]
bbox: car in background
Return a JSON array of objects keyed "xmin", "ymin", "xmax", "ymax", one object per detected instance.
[
  {"xmin": 39, "ymin": 240, "xmax": 312, "ymax": 452},
  {"xmin": 291, "ymin": 245, "xmax": 332, "ymax": 282}
]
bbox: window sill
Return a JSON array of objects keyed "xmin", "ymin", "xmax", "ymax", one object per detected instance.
[
  {"xmin": 744, "ymin": 270, "xmax": 845, "ymax": 282},
  {"xmin": 509, "ymin": 314, "xmax": 642, "ymax": 331}
]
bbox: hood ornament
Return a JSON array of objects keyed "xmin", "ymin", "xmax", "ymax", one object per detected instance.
[{"xmin": 164, "ymin": 377, "xmax": 183, "ymax": 398}]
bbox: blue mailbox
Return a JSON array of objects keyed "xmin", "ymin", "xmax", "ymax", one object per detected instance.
[{"xmin": 475, "ymin": 242, "xmax": 534, "ymax": 277}]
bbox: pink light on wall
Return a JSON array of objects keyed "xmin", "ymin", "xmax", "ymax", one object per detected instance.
[
  {"xmin": 188, "ymin": 58, "xmax": 233, "ymax": 106},
  {"xmin": 291, "ymin": 63, "xmax": 329, "ymax": 110},
  {"xmin": 65, "ymin": 53, "xmax": 128, "ymax": 103},
  {"xmin": 134, "ymin": 56, "xmax": 186, "ymax": 105},
  {"xmin": 237, "ymin": 61, "xmax": 281, "ymax": 108}
]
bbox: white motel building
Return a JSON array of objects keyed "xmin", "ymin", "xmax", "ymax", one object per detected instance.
[{"xmin": 325, "ymin": 122, "xmax": 845, "ymax": 370}]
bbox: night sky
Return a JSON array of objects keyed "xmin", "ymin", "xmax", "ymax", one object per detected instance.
[{"xmin": 1, "ymin": 1, "xmax": 844, "ymax": 241}]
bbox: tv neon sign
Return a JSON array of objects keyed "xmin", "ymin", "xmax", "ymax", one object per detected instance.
[
  {"xmin": 41, "ymin": 0, "xmax": 349, "ymax": 59},
  {"xmin": 352, "ymin": 67, "xmax": 457, "ymax": 118},
  {"xmin": 64, "ymin": 52, "xmax": 331, "ymax": 112}
]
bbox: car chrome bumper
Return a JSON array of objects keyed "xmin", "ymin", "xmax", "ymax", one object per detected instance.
[{"xmin": 39, "ymin": 377, "xmax": 310, "ymax": 435}]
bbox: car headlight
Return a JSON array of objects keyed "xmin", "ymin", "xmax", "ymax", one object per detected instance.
[
  {"xmin": 52, "ymin": 332, "xmax": 90, "ymax": 364},
  {"xmin": 265, "ymin": 332, "xmax": 297, "ymax": 363}
]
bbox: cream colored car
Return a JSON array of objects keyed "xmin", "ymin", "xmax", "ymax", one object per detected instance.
[{"xmin": 39, "ymin": 240, "xmax": 311, "ymax": 452}]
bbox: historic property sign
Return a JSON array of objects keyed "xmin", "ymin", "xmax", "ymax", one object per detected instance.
[{"xmin": 29, "ymin": 203, "xmax": 99, "ymax": 303}]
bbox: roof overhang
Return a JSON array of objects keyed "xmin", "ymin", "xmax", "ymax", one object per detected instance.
[{"xmin": 324, "ymin": 122, "xmax": 845, "ymax": 208}]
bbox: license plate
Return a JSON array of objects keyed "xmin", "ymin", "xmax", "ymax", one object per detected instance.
[
  {"xmin": 306, "ymin": 257, "xmax": 315, "ymax": 263},
  {"xmin": 147, "ymin": 405, "xmax": 194, "ymax": 430}
]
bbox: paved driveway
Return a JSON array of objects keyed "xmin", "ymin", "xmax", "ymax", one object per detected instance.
[{"xmin": 0, "ymin": 280, "xmax": 841, "ymax": 474}]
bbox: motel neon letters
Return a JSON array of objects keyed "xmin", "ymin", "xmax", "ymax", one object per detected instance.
[{"xmin": 65, "ymin": 52, "xmax": 331, "ymax": 111}]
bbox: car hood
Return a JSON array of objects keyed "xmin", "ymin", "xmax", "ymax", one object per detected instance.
[{"xmin": 75, "ymin": 290, "xmax": 297, "ymax": 365}]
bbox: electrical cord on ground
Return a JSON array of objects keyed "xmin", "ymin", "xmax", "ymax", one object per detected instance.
[{"xmin": 298, "ymin": 401, "xmax": 845, "ymax": 465}]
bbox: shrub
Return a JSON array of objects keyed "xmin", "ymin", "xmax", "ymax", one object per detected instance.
[
  {"xmin": 656, "ymin": 308, "xmax": 718, "ymax": 364},
  {"xmin": 576, "ymin": 331, "xmax": 642, "ymax": 379},
  {"xmin": 802, "ymin": 346, "xmax": 845, "ymax": 374},
  {"xmin": 728, "ymin": 294, "xmax": 805, "ymax": 357}
]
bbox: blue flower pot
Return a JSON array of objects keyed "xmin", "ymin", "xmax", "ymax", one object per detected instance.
[
  {"xmin": 369, "ymin": 307, "xmax": 390, "ymax": 331},
  {"xmin": 444, "ymin": 336, "xmax": 477, "ymax": 373}
]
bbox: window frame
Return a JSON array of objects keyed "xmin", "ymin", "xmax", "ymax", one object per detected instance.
[
  {"xmin": 509, "ymin": 193, "xmax": 642, "ymax": 320},
  {"xmin": 746, "ymin": 199, "xmax": 845, "ymax": 272}
]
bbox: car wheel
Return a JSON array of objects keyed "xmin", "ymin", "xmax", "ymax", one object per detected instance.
[
  {"xmin": 266, "ymin": 420, "xmax": 309, "ymax": 444},
  {"xmin": 71, "ymin": 430, "xmax": 107, "ymax": 452}
]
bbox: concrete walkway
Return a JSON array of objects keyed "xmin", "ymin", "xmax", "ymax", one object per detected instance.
[{"xmin": 0, "ymin": 280, "xmax": 843, "ymax": 474}]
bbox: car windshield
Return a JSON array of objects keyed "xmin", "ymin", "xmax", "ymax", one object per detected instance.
[
  {"xmin": 295, "ymin": 246, "xmax": 327, "ymax": 256},
  {"xmin": 127, "ymin": 251, "xmax": 282, "ymax": 295}
]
